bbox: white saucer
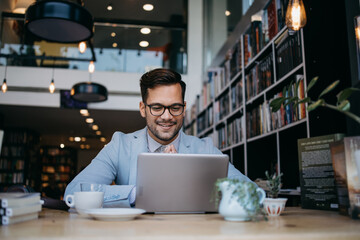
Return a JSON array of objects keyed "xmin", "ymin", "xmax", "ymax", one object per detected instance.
[{"xmin": 84, "ymin": 208, "xmax": 146, "ymax": 221}]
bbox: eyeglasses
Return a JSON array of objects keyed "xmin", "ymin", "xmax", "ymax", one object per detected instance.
[{"xmin": 145, "ymin": 103, "xmax": 185, "ymax": 116}]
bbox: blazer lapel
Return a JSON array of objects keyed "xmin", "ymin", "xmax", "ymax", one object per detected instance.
[
  {"xmin": 128, "ymin": 127, "xmax": 148, "ymax": 185},
  {"xmin": 178, "ymin": 130, "xmax": 191, "ymax": 154}
]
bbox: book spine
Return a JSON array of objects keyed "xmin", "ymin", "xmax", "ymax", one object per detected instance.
[
  {"xmin": 1, "ymin": 212, "xmax": 38, "ymax": 225},
  {"xmin": 2, "ymin": 204, "xmax": 42, "ymax": 217},
  {"xmin": 1, "ymin": 195, "xmax": 40, "ymax": 208}
]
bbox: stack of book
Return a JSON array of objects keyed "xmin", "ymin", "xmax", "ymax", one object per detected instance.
[
  {"xmin": 0, "ymin": 192, "xmax": 42, "ymax": 225},
  {"xmin": 330, "ymin": 137, "xmax": 360, "ymax": 219}
]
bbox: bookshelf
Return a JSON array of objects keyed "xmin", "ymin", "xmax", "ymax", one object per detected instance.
[
  {"xmin": 0, "ymin": 129, "xmax": 39, "ymax": 192},
  {"xmin": 40, "ymin": 146, "xmax": 77, "ymax": 199},
  {"xmin": 185, "ymin": 0, "xmax": 308, "ymax": 191}
]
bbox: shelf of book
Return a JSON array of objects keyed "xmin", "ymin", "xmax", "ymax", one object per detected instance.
[
  {"xmin": 0, "ymin": 129, "xmax": 39, "ymax": 192},
  {"xmin": 39, "ymin": 146, "xmax": 77, "ymax": 199},
  {"xmin": 186, "ymin": 0, "xmax": 309, "ymax": 192}
]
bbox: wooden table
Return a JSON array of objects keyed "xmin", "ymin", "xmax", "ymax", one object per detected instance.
[{"xmin": 1, "ymin": 207, "xmax": 359, "ymax": 239}]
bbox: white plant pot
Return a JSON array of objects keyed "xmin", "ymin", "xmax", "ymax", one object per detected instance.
[
  {"xmin": 218, "ymin": 181, "xmax": 265, "ymax": 221},
  {"xmin": 263, "ymin": 197, "xmax": 288, "ymax": 216}
]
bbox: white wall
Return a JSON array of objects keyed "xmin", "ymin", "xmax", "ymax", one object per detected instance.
[{"xmin": 0, "ymin": 0, "xmax": 204, "ymax": 111}]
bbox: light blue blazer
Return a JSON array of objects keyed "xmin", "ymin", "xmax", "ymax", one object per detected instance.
[{"xmin": 64, "ymin": 127, "xmax": 251, "ymax": 205}]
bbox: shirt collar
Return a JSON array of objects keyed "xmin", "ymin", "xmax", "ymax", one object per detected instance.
[{"xmin": 146, "ymin": 129, "xmax": 181, "ymax": 153}]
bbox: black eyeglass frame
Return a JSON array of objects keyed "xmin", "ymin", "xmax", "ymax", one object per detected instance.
[{"xmin": 145, "ymin": 103, "xmax": 185, "ymax": 116}]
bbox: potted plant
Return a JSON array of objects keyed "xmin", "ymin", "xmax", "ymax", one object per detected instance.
[
  {"xmin": 262, "ymin": 171, "xmax": 288, "ymax": 217},
  {"xmin": 214, "ymin": 178, "xmax": 266, "ymax": 221}
]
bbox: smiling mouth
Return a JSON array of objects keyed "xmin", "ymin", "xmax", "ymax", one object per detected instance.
[{"xmin": 157, "ymin": 122, "xmax": 175, "ymax": 130}]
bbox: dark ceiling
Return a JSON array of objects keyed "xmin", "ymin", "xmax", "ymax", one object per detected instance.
[{"xmin": 84, "ymin": 0, "xmax": 187, "ymax": 50}]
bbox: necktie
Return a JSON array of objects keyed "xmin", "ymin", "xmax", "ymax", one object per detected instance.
[{"xmin": 155, "ymin": 145, "xmax": 167, "ymax": 153}]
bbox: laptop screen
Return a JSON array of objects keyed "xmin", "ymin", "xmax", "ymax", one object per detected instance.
[{"xmin": 135, "ymin": 153, "xmax": 229, "ymax": 213}]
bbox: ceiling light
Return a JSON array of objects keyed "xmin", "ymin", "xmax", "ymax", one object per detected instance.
[
  {"xmin": 96, "ymin": 131, "xmax": 102, "ymax": 135},
  {"xmin": 143, "ymin": 4, "xmax": 154, "ymax": 11},
  {"xmin": 60, "ymin": 144, "xmax": 65, "ymax": 148},
  {"xmin": 1, "ymin": 65, "xmax": 8, "ymax": 93},
  {"xmin": 88, "ymin": 61, "xmax": 95, "ymax": 73},
  {"xmin": 2, "ymin": 79, "xmax": 7, "ymax": 93},
  {"xmin": 100, "ymin": 137, "xmax": 106, "ymax": 142},
  {"xmin": 86, "ymin": 144, "xmax": 90, "ymax": 149},
  {"xmin": 81, "ymin": 137, "xmax": 86, "ymax": 142},
  {"xmin": 107, "ymin": 4, "xmax": 113, "ymax": 11},
  {"xmin": 71, "ymin": 82, "xmax": 108, "ymax": 102},
  {"xmin": 86, "ymin": 118, "xmax": 94, "ymax": 123},
  {"xmin": 49, "ymin": 65, "xmax": 55, "ymax": 94},
  {"xmin": 14, "ymin": 8, "xmax": 27, "ymax": 14},
  {"xmin": 92, "ymin": 125, "xmax": 99, "ymax": 131},
  {"xmin": 80, "ymin": 144, "xmax": 85, "ymax": 149},
  {"xmin": 25, "ymin": 1, "xmax": 94, "ymax": 43},
  {"xmin": 49, "ymin": 79, "xmax": 55, "ymax": 94},
  {"xmin": 140, "ymin": 28, "xmax": 151, "ymax": 34},
  {"xmin": 139, "ymin": 41, "xmax": 149, "ymax": 47},
  {"xmin": 13, "ymin": 0, "xmax": 33, "ymax": 14},
  {"xmin": 111, "ymin": 32, "xmax": 116, "ymax": 37},
  {"xmin": 80, "ymin": 109, "xmax": 89, "ymax": 116},
  {"xmin": 78, "ymin": 41, "xmax": 87, "ymax": 53},
  {"xmin": 225, "ymin": 10, "xmax": 231, "ymax": 16},
  {"xmin": 285, "ymin": 0, "xmax": 307, "ymax": 31},
  {"xmin": 69, "ymin": 137, "xmax": 74, "ymax": 142},
  {"xmin": 112, "ymin": 42, "xmax": 118, "ymax": 48},
  {"xmin": 74, "ymin": 137, "xmax": 81, "ymax": 142}
]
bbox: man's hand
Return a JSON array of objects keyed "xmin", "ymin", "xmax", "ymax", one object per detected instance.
[{"xmin": 163, "ymin": 144, "xmax": 177, "ymax": 153}]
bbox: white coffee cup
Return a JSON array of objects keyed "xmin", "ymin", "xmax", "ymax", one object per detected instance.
[{"xmin": 65, "ymin": 191, "xmax": 104, "ymax": 214}]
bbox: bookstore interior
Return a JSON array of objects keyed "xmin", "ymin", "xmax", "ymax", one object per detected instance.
[{"xmin": 0, "ymin": 0, "xmax": 360, "ymax": 227}]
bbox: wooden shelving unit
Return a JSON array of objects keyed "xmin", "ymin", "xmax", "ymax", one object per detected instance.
[{"xmin": 40, "ymin": 146, "xmax": 77, "ymax": 199}]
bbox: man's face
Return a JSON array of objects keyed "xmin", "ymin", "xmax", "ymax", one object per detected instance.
[{"xmin": 139, "ymin": 83, "xmax": 186, "ymax": 145}]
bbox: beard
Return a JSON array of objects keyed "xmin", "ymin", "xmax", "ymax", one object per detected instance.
[{"xmin": 146, "ymin": 115, "xmax": 183, "ymax": 143}]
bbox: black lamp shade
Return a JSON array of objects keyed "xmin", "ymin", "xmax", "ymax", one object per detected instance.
[
  {"xmin": 71, "ymin": 82, "xmax": 108, "ymax": 103},
  {"xmin": 25, "ymin": 0, "xmax": 94, "ymax": 43}
]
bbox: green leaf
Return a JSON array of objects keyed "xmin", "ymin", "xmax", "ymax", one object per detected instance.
[
  {"xmin": 337, "ymin": 88, "xmax": 360, "ymax": 103},
  {"xmin": 337, "ymin": 100, "xmax": 350, "ymax": 112},
  {"xmin": 306, "ymin": 76, "xmax": 319, "ymax": 93},
  {"xmin": 270, "ymin": 98, "xmax": 286, "ymax": 112},
  {"xmin": 318, "ymin": 80, "xmax": 340, "ymax": 99},
  {"xmin": 307, "ymin": 99, "xmax": 324, "ymax": 112},
  {"xmin": 283, "ymin": 97, "xmax": 296, "ymax": 107},
  {"xmin": 298, "ymin": 97, "xmax": 311, "ymax": 103}
]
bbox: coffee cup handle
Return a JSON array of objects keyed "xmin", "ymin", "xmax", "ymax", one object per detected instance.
[
  {"xmin": 65, "ymin": 194, "xmax": 75, "ymax": 208},
  {"xmin": 256, "ymin": 188, "xmax": 266, "ymax": 204}
]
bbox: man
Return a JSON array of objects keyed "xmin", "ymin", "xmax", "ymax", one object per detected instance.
[{"xmin": 64, "ymin": 68, "xmax": 251, "ymax": 207}]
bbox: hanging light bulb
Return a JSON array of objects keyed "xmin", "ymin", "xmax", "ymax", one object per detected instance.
[
  {"xmin": 49, "ymin": 63, "xmax": 55, "ymax": 93},
  {"xmin": 78, "ymin": 41, "xmax": 87, "ymax": 53},
  {"xmin": 49, "ymin": 79, "xmax": 55, "ymax": 93},
  {"xmin": 2, "ymin": 65, "xmax": 8, "ymax": 93},
  {"xmin": 1, "ymin": 79, "xmax": 7, "ymax": 93},
  {"xmin": 88, "ymin": 61, "xmax": 95, "ymax": 73},
  {"xmin": 285, "ymin": 0, "xmax": 307, "ymax": 31}
]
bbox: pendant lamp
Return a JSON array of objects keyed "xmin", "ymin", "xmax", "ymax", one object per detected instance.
[
  {"xmin": 25, "ymin": 0, "xmax": 94, "ymax": 43},
  {"xmin": 71, "ymin": 82, "xmax": 108, "ymax": 102}
]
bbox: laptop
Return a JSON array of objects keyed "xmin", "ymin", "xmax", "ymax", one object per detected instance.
[{"xmin": 135, "ymin": 153, "xmax": 229, "ymax": 213}]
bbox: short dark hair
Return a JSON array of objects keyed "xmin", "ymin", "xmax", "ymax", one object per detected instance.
[{"xmin": 140, "ymin": 68, "xmax": 186, "ymax": 103}]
